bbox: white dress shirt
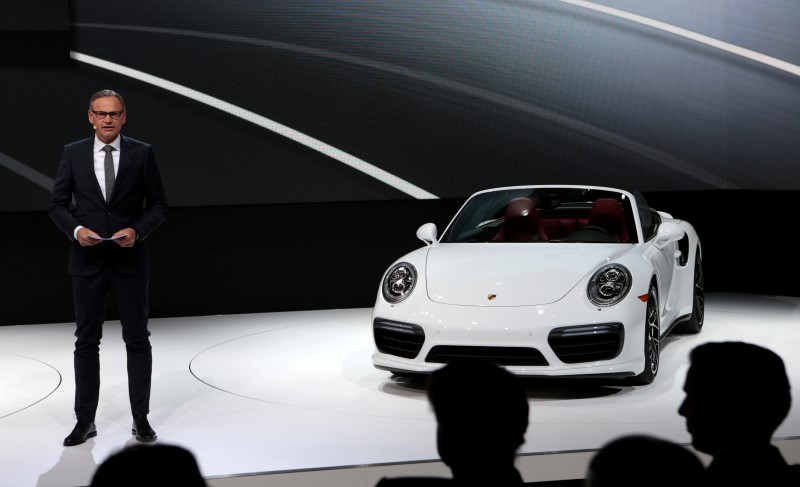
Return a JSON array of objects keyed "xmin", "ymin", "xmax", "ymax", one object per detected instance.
[
  {"xmin": 73, "ymin": 135, "xmax": 122, "ymax": 239},
  {"xmin": 93, "ymin": 135, "xmax": 121, "ymax": 201}
]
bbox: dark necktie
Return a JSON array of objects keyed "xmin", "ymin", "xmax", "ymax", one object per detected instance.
[{"xmin": 102, "ymin": 145, "xmax": 115, "ymax": 202}]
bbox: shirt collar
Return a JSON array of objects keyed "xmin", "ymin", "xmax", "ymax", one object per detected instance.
[{"xmin": 94, "ymin": 135, "xmax": 122, "ymax": 152}]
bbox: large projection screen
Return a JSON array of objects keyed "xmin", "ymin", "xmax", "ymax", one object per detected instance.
[{"xmin": 1, "ymin": 0, "xmax": 798, "ymax": 212}]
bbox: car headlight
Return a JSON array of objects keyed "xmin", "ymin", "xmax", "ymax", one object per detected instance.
[
  {"xmin": 382, "ymin": 262, "xmax": 417, "ymax": 303},
  {"xmin": 587, "ymin": 264, "xmax": 631, "ymax": 306}
]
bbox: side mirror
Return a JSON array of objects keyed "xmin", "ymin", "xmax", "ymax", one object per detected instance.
[
  {"xmin": 653, "ymin": 222, "xmax": 685, "ymax": 249},
  {"xmin": 416, "ymin": 223, "xmax": 438, "ymax": 246}
]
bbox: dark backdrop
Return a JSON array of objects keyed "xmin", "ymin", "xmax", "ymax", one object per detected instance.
[{"xmin": 2, "ymin": 189, "xmax": 797, "ymax": 327}]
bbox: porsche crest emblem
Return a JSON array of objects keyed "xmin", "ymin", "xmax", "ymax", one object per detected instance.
[{"xmin": 487, "ymin": 294, "xmax": 497, "ymax": 301}]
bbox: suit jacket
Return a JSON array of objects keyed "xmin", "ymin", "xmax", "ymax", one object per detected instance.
[{"xmin": 49, "ymin": 135, "xmax": 167, "ymax": 277}]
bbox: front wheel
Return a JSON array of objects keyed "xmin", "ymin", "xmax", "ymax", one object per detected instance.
[{"xmin": 627, "ymin": 284, "xmax": 660, "ymax": 385}]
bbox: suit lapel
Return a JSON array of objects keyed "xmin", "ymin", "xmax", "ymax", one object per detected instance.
[
  {"xmin": 81, "ymin": 138, "xmax": 105, "ymax": 203},
  {"xmin": 114, "ymin": 135, "xmax": 131, "ymax": 200}
]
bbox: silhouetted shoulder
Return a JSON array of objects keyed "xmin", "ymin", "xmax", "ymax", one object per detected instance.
[
  {"xmin": 376, "ymin": 477, "xmax": 451, "ymax": 487},
  {"xmin": 708, "ymin": 445, "xmax": 799, "ymax": 487}
]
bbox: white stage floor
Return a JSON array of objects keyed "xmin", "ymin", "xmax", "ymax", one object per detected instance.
[{"xmin": 1, "ymin": 292, "xmax": 799, "ymax": 487}]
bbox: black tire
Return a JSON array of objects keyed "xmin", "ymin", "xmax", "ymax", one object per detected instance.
[
  {"xmin": 627, "ymin": 284, "xmax": 660, "ymax": 385},
  {"xmin": 675, "ymin": 252, "xmax": 705, "ymax": 334}
]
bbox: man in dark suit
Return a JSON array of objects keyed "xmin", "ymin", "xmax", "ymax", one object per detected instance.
[{"xmin": 49, "ymin": 89, "xmax": 167, "ymax": 446}]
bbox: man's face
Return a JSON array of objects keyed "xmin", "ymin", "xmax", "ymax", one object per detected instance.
[
  {"xmin": 88, "ymin": 96, "xmax": 126, "ymax": 144},
  {"xmin": 678, "ymin": 365, "xmax": 731, "ymax": 455}
]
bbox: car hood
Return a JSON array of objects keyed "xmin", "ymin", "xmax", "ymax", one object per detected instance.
[{"xmin": 425, "ymin": 243, "xmax": 630, "ymax": 306}]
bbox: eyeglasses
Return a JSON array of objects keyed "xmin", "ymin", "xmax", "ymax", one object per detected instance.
[{"xmin": 91, "ymin": 110, "xmax": 124, "ymax": 120}]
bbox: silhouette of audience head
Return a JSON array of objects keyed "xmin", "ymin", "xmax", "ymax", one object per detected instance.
[
  {"xmin": 678, "ymin": 341, "xmax": 791, "ymax": 455},
  {"xmin": 427, "ymin": 358, "xmax": 529, "ymax": 480},
  {"xmin": 89, "ymin": 443, "xmax": 207, "ymax": 487},
  {"xmin": 585, "ymin": 434, "xmax": 704, "ymax": 487}
]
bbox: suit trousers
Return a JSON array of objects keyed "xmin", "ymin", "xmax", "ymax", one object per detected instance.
[{"xmin": 72, "ymin": 266, "xmax": 152, "ymax": 422}]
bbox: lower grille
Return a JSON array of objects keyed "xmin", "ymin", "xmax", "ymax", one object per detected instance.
[
  {"xmin": 373, "ymin": 319, "xmax": 425, "ymax": 359},
  {"xmin": 425, "ymin": 346, "xmax": 549, "ymax": 366},
  {"xmin": 548, "ymin": 323, "xmax": 623, "ymax": 363}
]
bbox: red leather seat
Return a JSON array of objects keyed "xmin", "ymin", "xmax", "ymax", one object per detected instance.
[
  {"xmin": 587, "ymin": 198, "xmax": 629, "ymax": 242},
  {"xmin": 493, "ymin": 198, "xmax": 548, "ymax": 242}
]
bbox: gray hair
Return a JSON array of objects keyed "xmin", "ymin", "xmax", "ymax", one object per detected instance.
[{"xmin": 88, "ymin": 89, "xmax": 125, "ymax": 111}]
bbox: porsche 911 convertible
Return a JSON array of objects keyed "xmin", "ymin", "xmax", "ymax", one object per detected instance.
[{"xmin": 372, "ymin": 185, "xmax": 704, "ymax": 385}]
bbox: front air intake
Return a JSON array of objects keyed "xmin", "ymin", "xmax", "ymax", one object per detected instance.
[
  {"xmin": 373, "ymin": 319, "xmax": 425, "ymax": 359},
  {"xmin": 425, "ymin": 345, "xmax": 549, "ymax": 366},
  {"xmin": 548, "ymin": 323, "xmax": 623, "ymax": 363}
]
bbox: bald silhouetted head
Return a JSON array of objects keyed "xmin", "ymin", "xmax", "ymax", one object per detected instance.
[
  {"xmin": 90, "ymin": 443, "xmax": 207, "ymax": 487},
  {"xmin": 586, "ymin": 434, "xmax": 704, "ymax": 487},
  {"xmin": 427, "ymin": 358, "xmax": 529, "ymax": 476}
]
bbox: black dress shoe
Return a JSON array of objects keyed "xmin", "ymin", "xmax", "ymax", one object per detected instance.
[
  {"xmin": 132, "ymin": 415, "xmax": 157, "ymax": 442},
  {"xmin": 63, "ymin": 420, "xmax": 97, "ymax": 446}
]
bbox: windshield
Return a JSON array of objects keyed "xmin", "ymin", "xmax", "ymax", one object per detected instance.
[{"xmin": 439, "ymin": 187, "xmax": 638, "ymax": 244}]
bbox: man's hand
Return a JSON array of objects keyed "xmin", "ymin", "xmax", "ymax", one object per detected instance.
[
  {"xmin": 113, "ymin": 228, "xmax": 137, "ymax": 248},
  {"xmin": 77, "ymin": 227, "xmax": 102, "ymax": 246}
]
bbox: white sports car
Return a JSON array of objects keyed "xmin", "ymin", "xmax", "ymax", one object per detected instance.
[{"xmin": 372, "ymin": 185, "xmax": 704, "ymax": 385}]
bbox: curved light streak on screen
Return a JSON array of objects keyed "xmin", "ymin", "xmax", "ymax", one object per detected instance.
[
  {"xmin": 72, "ymin": 26, "xmax": 735, "ymax": 188},
  {"xmin": 0, "ymin": 151, "xmax": 54, "ymax": 191},
  {"xmin": 559, "ymin": 0, "xmax": 800, "ymax": 78},
  {"xmin": 71, "ymin": 51, "xmax": 439, "ymax": 200}
]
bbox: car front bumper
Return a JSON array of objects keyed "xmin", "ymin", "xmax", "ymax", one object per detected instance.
[{"xmin": 371, "ymin": 290, "xmax": 649, "ymax": 378}]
